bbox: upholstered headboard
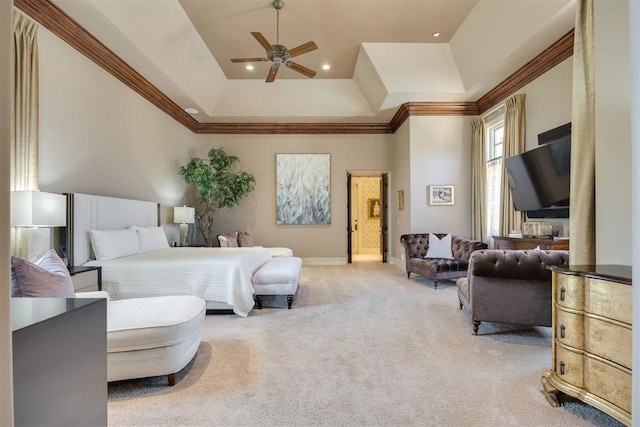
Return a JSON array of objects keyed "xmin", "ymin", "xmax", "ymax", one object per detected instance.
[{"xmin": 66, "ymin": 193, "xmax": 159, "ymax": 266}]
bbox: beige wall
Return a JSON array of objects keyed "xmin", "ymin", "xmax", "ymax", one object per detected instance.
[
  {"xmin": 38, "ymin": 27, "xmax": 199, "ymax": 243},
  {"xmin": 389, "ymin": 121, "xmax": 411, "ymax": 265},
  {"xmin": 409, "ymin": 115, "xmax": 474, "ymax": 236},
  {"xmin": 1, "ymin": 3, "xmax": 14, "ymax": 424},
  {"xmin": 523, "ymin": 58, "xmax": 573, "ymax": 150},
  {"xmin": 594, "ymin": 0, "xmax": 632, "ymax": 264},
  {"xmin": 194, "ymin": 134, "xmax": 392, "ymax": 260}
]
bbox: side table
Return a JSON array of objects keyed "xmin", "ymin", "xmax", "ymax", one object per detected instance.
[{"xmin": 68, "ymin": 265, "xmax": 102, "ymax": 292}]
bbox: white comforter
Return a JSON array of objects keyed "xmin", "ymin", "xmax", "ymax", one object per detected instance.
[{"xmin": 85, "ymin": 247, "xmax": 270, "ymax": 317}]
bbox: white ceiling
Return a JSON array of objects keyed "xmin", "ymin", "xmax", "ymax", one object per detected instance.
[{"xmin": 49, "ymin": 0, "xmax": 577, "ymax": 124}]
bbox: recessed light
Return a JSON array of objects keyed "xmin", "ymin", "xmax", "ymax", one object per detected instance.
[
  {"xmin": 432, "ymin": 32, "xmax": 441, "ymax": 38},
  {"xmin": 185, "ymin": 108, "xmax": 199, "ymax": 115},
  {"xmin": 322, "ymin": 64, "xmax": 330, "ymax": 71},
  {"xmin": 246, "ymin": 65, "xmax": 254, "ymax": 71}
]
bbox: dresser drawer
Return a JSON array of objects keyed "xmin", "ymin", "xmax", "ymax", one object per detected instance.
[
  {"xmin": 584, "ymin": 356, "xmax": 632, "ymax": 414},
  {"xmin": 556, "ymin": 273, "xmax": 584, "ymax": 310},
  {"xmin": 556, "ymin": 309, "xmax": 583, "ymax": 349},
  {"xmin": 585, "ymin": 316, "xmax": 632, "ymax": 369},
  {"xmin": 555, "ymin": 344, "xmax": 583, "ymax": 388},
  {"xmin": 585, "ymin": 278, "xmax": 632, "ymax": 324}
]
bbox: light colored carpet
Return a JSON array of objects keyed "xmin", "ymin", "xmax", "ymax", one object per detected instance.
[{"xmin": 107, "ymin": 263, "xmax": 624, "ymax": 426}]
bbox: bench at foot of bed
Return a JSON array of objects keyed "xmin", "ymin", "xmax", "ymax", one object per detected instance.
[{"xmin": 253, "ymin": 257, "xmax": 302, "ymax": 309}]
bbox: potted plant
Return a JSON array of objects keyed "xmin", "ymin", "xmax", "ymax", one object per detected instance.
[{"xmin": 178, "ymin": 147, "xmax": 256, "ymax": 246}]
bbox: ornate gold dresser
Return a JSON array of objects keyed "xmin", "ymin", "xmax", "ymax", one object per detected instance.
[{"xmin": 541, "ymin": 265, "xmax": 632, "ymax": 426}]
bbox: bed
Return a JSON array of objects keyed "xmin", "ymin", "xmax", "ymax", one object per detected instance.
[{"xmin": 66, "ymin": 193, "xmax": 270, "ymax": 316}]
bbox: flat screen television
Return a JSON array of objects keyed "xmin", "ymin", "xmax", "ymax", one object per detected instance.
[{"xmin": 504, "ymin": 136, "xmax": 570, "ymax": 218}]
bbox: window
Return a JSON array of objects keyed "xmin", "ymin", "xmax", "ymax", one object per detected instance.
[{"xmin": 485, "ymin": 114, "xmax": 505, "ymax": 244}]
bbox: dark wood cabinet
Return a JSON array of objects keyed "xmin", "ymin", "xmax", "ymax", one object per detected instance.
[
  {"xmin": 492, "ymin": 235, "xmax": 569, "ymax": 250},
  {"xmin": 12, "ymin": 297, "xmax": 107, "ymax": 427}
]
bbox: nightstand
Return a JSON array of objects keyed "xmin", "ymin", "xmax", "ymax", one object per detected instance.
[{"xmin": 68, "ymin": 266, "xmax": 102, "ymax": 292}]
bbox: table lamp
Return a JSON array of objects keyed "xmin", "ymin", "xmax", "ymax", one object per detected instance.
[
  {"xmin": 174, "ymin": 206, "xmax": 195, "ymax": 246},
  {"xmin": 11, "ymin": 190, "xmax": 67, "ymax": 261}
]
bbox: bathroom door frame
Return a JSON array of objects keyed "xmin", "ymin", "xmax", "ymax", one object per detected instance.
[{"xmin": 346, "ymin": 171, "xmax": 389, "ymax": 263}]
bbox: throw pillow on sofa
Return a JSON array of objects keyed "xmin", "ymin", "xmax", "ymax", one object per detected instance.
[{"xmin": 425, "ymin": 233, "xmax": 454, "ymax": 259}]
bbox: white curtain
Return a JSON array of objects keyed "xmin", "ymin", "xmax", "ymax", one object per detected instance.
[
  {"xmin": 471, "ymin": 117, "xmax": 486, "ymax": 241},
  {"xmin": 11, "ymin": 11, "xmax": 39, "ymax": 257},
  {"xmin": 499, "ymin": 94, "xmax": 526, "ymax": 236},
  {"xmin": 569, "ymin": 0, "xmax": 595, "ymax": 265},
  {"xmin": 486, "ymin": 157, "xmax": 502, "ymax": 242}
]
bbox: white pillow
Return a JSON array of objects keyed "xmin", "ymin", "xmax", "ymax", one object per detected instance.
[
  {"xmin": 136, "ymin": 226, "xmax": 170, "ymax": 252},
  {"xmin": 425, "ymin": 233, "xmax": 454, "ymax": 259},
  {"xmin": 89, "ymin": 228, "xmax": 141, "ymax": 261}
]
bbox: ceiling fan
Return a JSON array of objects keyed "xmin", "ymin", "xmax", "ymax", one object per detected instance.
[{"xmin": 230, "ymin": 0, "xmax": 318, "ymax": 83}]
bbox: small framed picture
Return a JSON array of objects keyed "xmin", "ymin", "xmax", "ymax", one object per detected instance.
[
  {"xmin": 368, "ymin": 198, "xmax": 381, "ymax": 218},
  {"xmin": 428, "ymin": 185, "xmax": 455, "ymax": 206}
]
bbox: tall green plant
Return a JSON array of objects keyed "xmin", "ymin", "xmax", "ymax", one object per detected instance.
[{"xmin": 178, "ymin": 148, "xmax": 256, "ymax": 246}]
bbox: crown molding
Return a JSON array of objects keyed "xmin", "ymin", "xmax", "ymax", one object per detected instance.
[
  {"xmin": 389, "ymin": 102, "xmax": 480, "ymax": 132},
  {"xmin": 196, "ymin": 122, "xmax": 392, "ymax": 134},
  {"xmin": 476, "ymin": 29, "xmax": 574, "ymax": 114},
  {"xmin": 15, "ymin": 0, "xmax": 574, "ymax": 135}
]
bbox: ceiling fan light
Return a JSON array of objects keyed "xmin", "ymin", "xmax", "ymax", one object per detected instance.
[
  {"xmin": 322, "ymin": 64, "xmax": 330, "ymax": 71},
  {"xmin": 231, "ymin": 0, "xmax": 317, "ymax": 83}
]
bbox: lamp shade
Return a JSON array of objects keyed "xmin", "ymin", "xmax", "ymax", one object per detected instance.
[
  {"xmin": 174, "ymin": 206, "xmax": 195, "ymax": 224},
  {"xmin": 11, "ymin": 190, "xmax": 67, "ymax": 227}
]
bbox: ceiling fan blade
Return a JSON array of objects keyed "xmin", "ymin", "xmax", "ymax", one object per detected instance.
[
  {"xmin": 231, "ymin": 57, "xmax": 267, "ymax": 63},
  {"xmin": 251, "ymin": 32, "xmax": 273, "ymax": 52},
  {"xmin": 286, "ymin": 61, "xmax": 317, "ymax": 78},
  {"xmin": 266, "ymin": 64, "xmax": 279, "ymax": 83},
  {"xmin": 288, "ymin": 41, "xmax": 318, "ymax": 58}
]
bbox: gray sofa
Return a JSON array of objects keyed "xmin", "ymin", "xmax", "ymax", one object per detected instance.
[
  {"xmin": 399, "ymin": 233, "xmax": 487, "ymax": 288},
  {"xmin": 457, "ymin": 249, "xmax": 570, "ymax": 335}
]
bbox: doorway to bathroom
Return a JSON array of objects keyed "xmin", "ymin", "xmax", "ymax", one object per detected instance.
[{"xmin": 346, "ymin": 172, "xmax": 388, "ymax": 264}]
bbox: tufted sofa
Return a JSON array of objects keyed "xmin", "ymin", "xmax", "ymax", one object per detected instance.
[
  {"xmin": 457, "ymin": 249, "xmax": 569, "ymax": 335},
  {"xmin": 399, "ymin": 233, "xmax": 487, "ymax": 288}
]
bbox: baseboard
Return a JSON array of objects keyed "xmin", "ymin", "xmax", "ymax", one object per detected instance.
[
  {"xmin": 301, "ymin": 257, "xmax": 347, "ymax": 265},
  {"xmin": 388, "ymin": 257, "xmax": 405, "ymax": 269},
  {"xmin": 301, "ymin": 257, "xmax": 405, "ymax": 267}
]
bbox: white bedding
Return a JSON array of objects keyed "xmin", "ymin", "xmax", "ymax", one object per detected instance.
[{"xmin": 85, "ymin": 247, "xmax": 270, "ymax": 317}]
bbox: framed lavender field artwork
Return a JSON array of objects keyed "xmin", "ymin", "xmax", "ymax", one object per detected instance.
[{"xmin": 276, "ymin": 154, "xmax": 331, "ymax": 224}]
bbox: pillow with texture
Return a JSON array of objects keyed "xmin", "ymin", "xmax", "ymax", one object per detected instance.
[
  {"xmin": 11, "ymin": 249, "xmax": 75, "ymax": 297},
  {"xmin": 90, "ymin": 228, "xmax": 141, "ymax": 261},
  {"xmin": 425, "ymin": 233, "xmax": 454, "ymax": 259},
  {"xmin": 237, "ymin": 231, "xmax": 254, "ymax": 247},
  {"xmin": 11, "ymin": 274, "xmax": 18, "ymax": 298},
  {"xmin": 136, "ymin": 226, "xmax": 169, "ymax": 252},
  {"xmin": 220, "ymin": 233, "xmax": 238, "ymax": 247}
]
